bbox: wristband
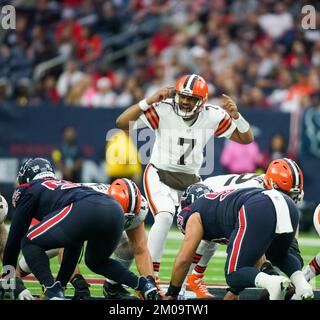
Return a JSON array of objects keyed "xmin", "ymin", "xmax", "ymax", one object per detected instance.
[
  {"xmin": 166, "ymin": 283, "xmax": 181, "ymax": 296},
  {"xmin": 233, "ymin": 113, "xmax": 250, "ymax": 133},
  {"xmin": 138, "ymin": 99, "xmax": 150, "ymax": 111}
]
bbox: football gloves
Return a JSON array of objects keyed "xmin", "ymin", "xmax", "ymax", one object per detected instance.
[
  {"xmin": 0, "ymin": 277, "xmax": 33, "ymax": 300},
  {"xmin": 135, "ymin": 276, "xmax": 161, "ymax": 300}
]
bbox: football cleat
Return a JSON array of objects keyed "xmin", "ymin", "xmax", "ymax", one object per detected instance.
[
  {"xmin": 294, "ymin": 285, "xmax": 314, "ymax": 300},
  {"xmin": 265, "ymin": 276, "xmax": 291, "ymax": 300},
  {"xmin": 71, "ymin": 274, "xmax": 91, "ymax": 300},
  {"xmin": 41, "ymin": 281, "xmax": 65, "ymax": 300},
  {"xmin": 186, "ymin": 274, "xmax": 214, "ymax": 299},
  {"xmin": 103, "ymin": 281, "xmax": 139, "ymax": 300}
]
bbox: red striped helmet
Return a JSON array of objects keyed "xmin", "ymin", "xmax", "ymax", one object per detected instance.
[
  {"xmin": 108, "ymin": 178, "xmax": 142, "ymax": 215},
  {"xmin": 173, "ymin": 74, "xmax": 208, "ymax": 118},
  {"xmin": 264, "ymin": 158, "xmax": 304, "ymax": 203}
]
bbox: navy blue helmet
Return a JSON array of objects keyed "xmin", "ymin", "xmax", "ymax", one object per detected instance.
[
  {"xmin": 180, "ymin": 183, "xmax": 213, "ymax": 209},
  {"xmin": 17, "ymin": 158, "xmax": 55, "ymax": 185}
]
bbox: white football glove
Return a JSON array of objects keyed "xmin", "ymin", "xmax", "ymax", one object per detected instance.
[
  {"xmin": 18, "ymin": 288, "xmax": 34, "ymax": 300},
  {"xmin": 14, "ymin": 277, "xmax": 34, "ymax": 300}
]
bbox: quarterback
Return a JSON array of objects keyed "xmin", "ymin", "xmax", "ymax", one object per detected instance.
[{"xmin": 116, "ymin": 73, "xmax": 254, "ymax": 297}]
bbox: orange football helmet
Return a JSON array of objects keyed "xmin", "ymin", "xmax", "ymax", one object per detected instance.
[
  {"xmin": 108, "ymin": 178, "xmax": 142, "ymax": 215},
  {"xmin": 264, "ymin": 158, "xmax": 304, "ymax": 203},
  {"xmin": 173, "ymin": 74, "xmax": 208, "ymax": 118}
]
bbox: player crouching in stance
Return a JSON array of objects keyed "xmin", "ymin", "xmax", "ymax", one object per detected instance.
[
  {"xmin": 17, "ymin": 179, "xmax": 156, "ymax": 300},
  {"xmin": 1, "ymin": 158, "xmax": 159, "ymax": 300},
  {"xmin": 164, "ymin": 184, "xmax": 313, "ymax": 300},
  {"xmin": 186, "ymin": 158, "xmax": 305, "ymax": 298},
  {"xmin": 0, "ymin": 195, "xmax": 34, "ymax": 300},
  {"xmin": 290, "ymin": 203, "xmax": 320, "ymax": 300}
]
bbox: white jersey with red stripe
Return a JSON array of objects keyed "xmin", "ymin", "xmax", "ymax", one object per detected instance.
[
  {"xmin": 133, "ymin": 99, "xmax": 236, "ymax": 174},
  {"xmin": 80, "ymin": 183, "xmax": 147, "ymax": 231},
  {"xmin": 204, "ymin": 173, "xmax": 265, "ymax": 191}
]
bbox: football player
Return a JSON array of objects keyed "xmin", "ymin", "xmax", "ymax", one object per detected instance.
[
  {"xmin": 116, "ymin": 74, "xmax": 254, "ymax": 297},
  {"xmin": 0, "ymin": 195, "xmax": 8, "ymax": 260},
  {"xmin": 186, "ymin": 158, "xmax": 305, "ymax": 298},
  {"xmin": 0, "ymin": 195, "xmax": 34, "ymax": 300},
  {"xmin": 1, "ymin": 158, "xmax": 159, "ymax": 300},
  {"xmin": 291, "ymin": 204, "xmax": 320, "ymax": 299},
  {"xmin": 17, "ymin": 179, "xmax": 155, "ymax": 300},
  {"xmin": 164, "ymin": 184, "xmax": 313, "ymax": 300}
]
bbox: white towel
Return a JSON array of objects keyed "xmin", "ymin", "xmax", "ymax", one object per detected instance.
[{"xmin": 262, "ymin": 190, "xmax": 293, "ymax": 234}]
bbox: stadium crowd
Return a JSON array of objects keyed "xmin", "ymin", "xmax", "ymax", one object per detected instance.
[{"xmin": 0, "ymin": 0, "xmax": 319, "ymax": 112}]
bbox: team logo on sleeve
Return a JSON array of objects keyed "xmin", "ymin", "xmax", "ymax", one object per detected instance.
[
  {"xmin": 12, "ymin": 190, "xmax": 22, "ymax": 208},
  {"xmin": 177, "ymin": 214, "xmax": 185, "ymax": 234}
]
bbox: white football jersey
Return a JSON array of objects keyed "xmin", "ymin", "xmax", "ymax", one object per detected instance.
[
  {"xmin": 133, "ymin": 99, "xmax": 236, "ymax": 174},
  {"xmin": 204, "ymin": 173, "xmax": 265, "ymax": 191},
  {"xmin": 80, "ymin": 183, "xmax": 147, "ymax": 230}
]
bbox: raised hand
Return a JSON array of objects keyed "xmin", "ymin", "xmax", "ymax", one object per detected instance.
[
  {"xmin": 147, "ymin": 86, "xmax": 175, "ymax": 105},
  {"xmin": 221, "ymin": 94, "xmax": 239, "ymax": 119}
]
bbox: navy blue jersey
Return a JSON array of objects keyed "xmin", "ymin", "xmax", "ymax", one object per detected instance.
[
  {"xmin": 4, "ymin": 178, "xmax": 113, "ymax": 268},
  {"xmin": 177, "ymin": 187, "xmax": 293, "ymax": 241}
]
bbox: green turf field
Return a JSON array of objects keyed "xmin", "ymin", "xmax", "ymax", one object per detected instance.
[{"xmin": 18, "ymin": 228, "xmax": 320, "ymax": 298}]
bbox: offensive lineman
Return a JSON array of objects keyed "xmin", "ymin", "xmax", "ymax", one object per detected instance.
[{"xmin": 116, "ymin": 74, "xmax": 254, "ymax": 297}]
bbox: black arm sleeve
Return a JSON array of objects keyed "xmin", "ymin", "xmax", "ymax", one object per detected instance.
[{"xmin": 2, "ymin": 193, "xmax": 35, "ymax": 270}]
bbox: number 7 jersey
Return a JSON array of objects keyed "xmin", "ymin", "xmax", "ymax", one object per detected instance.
[{"xmin": 133, "ymin": 99, "xmax": 236, "ymax": 174}]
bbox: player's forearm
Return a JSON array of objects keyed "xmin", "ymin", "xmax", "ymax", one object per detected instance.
[
  {"xmin": 237, "ymin": 128, "xmax": 254, "ymax": 144},
  {"xmin": 170, "ymin": 256, "xmax": 192, "ymax": 288},
  {"xmin": 116, "ymin": 104, "xmax": 144, "ymax": 130},
  {"xmin": 230, "ymin": 128, "xmax": 254, "ymax": 144},
  {"xmin": 134, "ymin": 250, "xmax": 154, "ymax": 276}
]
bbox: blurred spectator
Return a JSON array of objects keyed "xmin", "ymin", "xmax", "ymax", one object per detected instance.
[
  {"xmin": 76, "ymin": 26, "xmax": 102, "ymax": 64},
  {"xmin": 51, "ymin": 125, "xmax": 83, "ymax": 182},
  {"xmin": 105, "ymin": 129, "xmax": 142, "ymax": 186},
  {"xmin": 77, "ymin": 0, "xmax": 99, "ymax": 27},
  {"xmin": 148, "ymin": 23, "xmax": 175, "ymax": 56},
  {"xmin": 145, "ymin": 59, "xmax": 168, "ymax": 97},
  {"xmin": 94, "ymin": 1, "xmax": 122, "ymax": 35},
  {"xmin": 257, "ymin": 3, "xmax": 293, "ymax": 40},
  {"xmin": 31, "ymin": 75, "xmax": 60, "ymax": 105},
  {"xmin": 0, "ymin": 0, "xmax": 317, "ymax": 115},
  {"xmin": 115, "ymin": 75, "xmax": 143, "ymax": 108},
  {"xmin": 260, "ymin": 133, "xmax": 288, "ymax": 170},
  {"xmin": 14, "ymin": 78, "xmax": 32, "ymax": 107},
  {"xmin": 0, "ymin": 78, "xmax": 10, "ymax": 102},
  {"xmin": 92, "ymin": 77, "xmax": 116, "ymax": 108},
  {"xmin": 220, "ymin": 140, "xmax": 261, "ymax": 174},
  {"xmin": 55, "ymin": 7, "xmax": 83, "ymax": 44},
  {"xmin": 56, "ymin": 60, "xmax": 84, "ymax": 98}
]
